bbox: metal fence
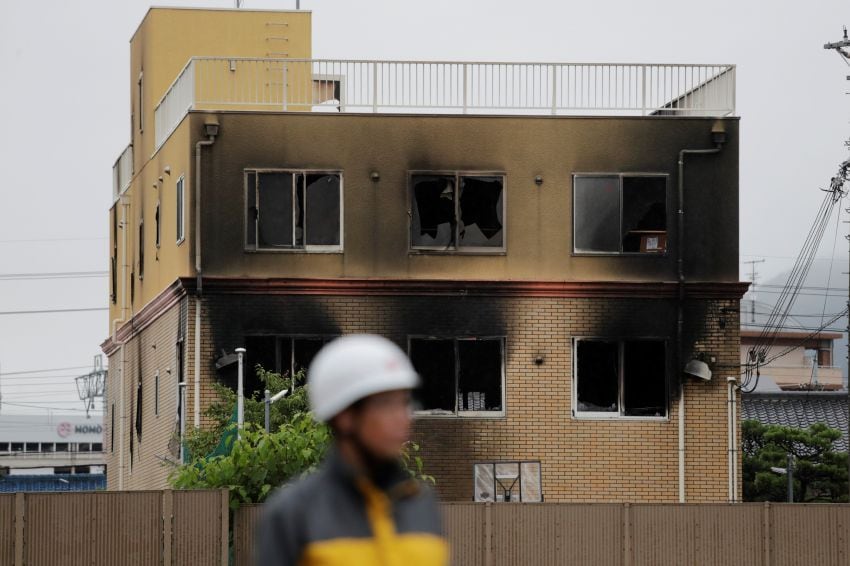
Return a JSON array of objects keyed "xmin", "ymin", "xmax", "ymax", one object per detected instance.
[
  {"xmin": 6, "ymin": 494, "xmax": 844, "ymax": 565},
  {"xmin": 0, "ymin": 490, "xmax": 228, "ymax": 566},
  {"xmin": 153, "ymin": 57, "xmax": 736, "ymax": 149},
  {"xmin": 235, "ymin": 502, "xmax": 849, "ymax": 566}
]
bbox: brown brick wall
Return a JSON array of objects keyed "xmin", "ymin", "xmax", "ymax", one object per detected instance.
[
  {"xmin": 106, "ymin": 291, "xmax": 742, "ymax": 502},
  {"xmin": 105, "ymin": 298, "xmax": 186, "ymax": 490}
]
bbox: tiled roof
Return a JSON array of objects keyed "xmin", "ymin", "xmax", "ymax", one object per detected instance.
[{"xmin": 742, "ymin": 392, "xmax": 849, "ymax": 452}]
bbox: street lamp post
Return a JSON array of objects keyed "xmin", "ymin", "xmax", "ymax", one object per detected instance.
[{"xmin": 235, "ymin": 348, "xmax": 246, "ymax": 438}]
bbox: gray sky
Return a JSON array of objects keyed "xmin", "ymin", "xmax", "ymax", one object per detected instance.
[{"xmin": 1, "ymin": 0, "xmax": 849, "ymax": 415}]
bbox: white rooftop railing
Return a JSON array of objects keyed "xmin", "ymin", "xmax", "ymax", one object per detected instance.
[{"xmin": 153, "ymin": 57, "xmax": 736, "ymax": 149}]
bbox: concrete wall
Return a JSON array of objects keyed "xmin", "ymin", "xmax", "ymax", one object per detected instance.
[{"xmin": 192, "ymin": 112, "xmax": 739, "ymax": 283}]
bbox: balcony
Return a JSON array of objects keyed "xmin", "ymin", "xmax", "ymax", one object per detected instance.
[
  {"xmin": 112, "ymin": 143, "xmax": 133, "ymax": 202},
  {"xmin": 153, "ymin": 57, "xmax": 736, "ymax": 149}
]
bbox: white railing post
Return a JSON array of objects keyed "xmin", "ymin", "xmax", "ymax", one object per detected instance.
[
  {"xmin": 462, "ymin": 63, "xmax": 468, "ymax": 114},
  {"xmin": 372, "ymin": 61, "xmax": 379, "ymax": 112},
  {"xmin": 282, "ymin": 63, "xmax": 288, "ymax": 111},
  {"xmin": 550, "ymin": 64, "xmax": 557, "ymax": 115},
  {"xmin": 641, "ymin": 64, "xmax": 647, "ymax": 116}
]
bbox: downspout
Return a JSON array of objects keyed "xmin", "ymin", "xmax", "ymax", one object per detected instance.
[
  {"xmin": 677, "ymin": 129, "xmax": 726, "ymax": 503},
  {"xmin": 727, "ymin": 376, "xmax": 739, "ymax": 502},
  {"xmin": 194, "ymin": 122, "xmax": 218, "ymax": 428},
  {"xmin": 111, "ymin": 196, "xmax": 130, "ymax": 490}
]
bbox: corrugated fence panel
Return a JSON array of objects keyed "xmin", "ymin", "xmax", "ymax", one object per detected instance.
[
  {"xmin": 491, "ymin": 503, "xmax": 622, "ymax": 566},
  {"xmin": 633, "ymin": 504, "xmax": 764, "ymax": 566},
  {"xmin": 632, "ymin": 504, "xmax": 697, "ymax": 565},
  {"xmin": 771, "ymin": 504, "xmax": 850, "ymax": 566},
  {"xmin": 173, "ymin": 490, "xmax": 225, "ymax": 565},
  {"xmin": 234, "ymin": 504, "xmax": 264, "ymax": 566},
  {"xmin": 442, "ymin": 503, "xmax": 487, "ymax": 566},
  {"xmin": 25, "ymin": 491, "xmax": 161, "ymax": 566},
  {"xmin": 0, "ymin": 494, "xmax": 14, "ymax": 566}
]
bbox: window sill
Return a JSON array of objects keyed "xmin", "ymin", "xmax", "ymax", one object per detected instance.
[
  {"xmin": 244, "ymin": 247, "xmax": 344, "ymax": 254},
  {"xmin": 572, "ymin": 412, "xmax": 669, "ymax": 422},
  {"xmin": 409, "ymin": 249, "xmax": 507, "ymax": 256},
  {"xmin": 572, "ymin": 251, "xmax": 669, "ymax": 258},
  {"xmin": 414, "ymin": 411, "xmax": 506, "ymax": 419}
]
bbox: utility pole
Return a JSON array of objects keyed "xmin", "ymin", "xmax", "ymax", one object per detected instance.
[
  {"xmin": 824, "ymin": 26, "xmax": 850, "ymax": 502},
  {"xmin": 743, "ymin": 258, "xmax": 765, "ymax": 324}
]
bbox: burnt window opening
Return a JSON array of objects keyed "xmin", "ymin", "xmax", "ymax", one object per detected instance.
[
  {"xmin": 409, "ymin": 337, "xmax": 504, "ymax": 415},
  {"xmin": 240, "ymin": 335, "xmax": 336, "ymax": 398},
  {"xmin": 245, "ymin": 170, "xmax": 342, "ymax": 251},
  {"xmin": 411, "ymin": 173, "xmax": 505, "ymax": 250},
  {"xmin": 575, "ymin": 339, "xmax": 667, "ymax": 418},
  {"xmin": 111, "ymin": 207, "xmax": 118, "ymax": 304},
  {"xmin": 176, "ymin": 176, "xmax": 185, "ymax": 243},
  {"xmin": 138, "ymin": 219, "xmax": 144, "ymax": 279},
  {"xmin": 154, "ymin": 201, "xmax": 161, "ymax": 249},
  {"xmin": 573, "ymin": 174, "xmax": 667, "ymax": 254}
]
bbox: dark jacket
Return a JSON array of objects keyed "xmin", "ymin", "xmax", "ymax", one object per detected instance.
[{"xmin": 255, "ymin": 450, "xmax": 448, "ymax": 566}]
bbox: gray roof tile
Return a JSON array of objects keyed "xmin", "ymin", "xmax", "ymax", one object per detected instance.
[{"xmin": 742, "ymin": 393, "xmax": 849, "ymax": 452}]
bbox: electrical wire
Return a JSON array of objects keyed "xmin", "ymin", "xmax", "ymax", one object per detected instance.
[
  {"xmin": 811, "ymin": 205, "xmax": 842, "ymax": 384},
  {"xmin": 0, "ymin": 401, "xmax": 102, "ymax": 412},
  {"xmin": 0, "ymin": 307, "xmax": 108, "ymax": 316},
  {"xmin": 0, "ymin": 365, "xmax": 93, "ymax": 376},
  {"xmin": 0, "ymin": 270, "xmax": 107, "ymax": 280}
]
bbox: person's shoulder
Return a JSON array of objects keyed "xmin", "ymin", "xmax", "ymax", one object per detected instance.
[{"xmin": 263, "ymin": 467, "xmax": 327, "ymax": 521}]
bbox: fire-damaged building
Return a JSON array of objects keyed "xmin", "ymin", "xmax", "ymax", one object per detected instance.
[{"xmin": 103, "ymin": 6, "xmax": 747, "ymax": 502}]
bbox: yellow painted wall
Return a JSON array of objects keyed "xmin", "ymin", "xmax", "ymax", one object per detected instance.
[{"xmin": 109, "ymin": 7, "xmax": 313, "ymax": 330}]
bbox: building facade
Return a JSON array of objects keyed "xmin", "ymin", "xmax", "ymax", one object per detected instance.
[{"xmin": 103, "ymin": 7, "xmax": 745, "ymax": 502}]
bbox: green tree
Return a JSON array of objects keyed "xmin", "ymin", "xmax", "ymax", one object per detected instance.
[
  {"xmin": 742, "ymin": 419, "xmax": 849, "ymax": 503},
  {"xmin": 170, "ymin": 366, "xmax": 433, "ymax": 508}
]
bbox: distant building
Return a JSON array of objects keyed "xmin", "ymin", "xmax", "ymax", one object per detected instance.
[
  {"xmin": 740, "ymin": 329, "xmax": 844, "ymax": 391},
  {"xmin": 103, "ymin": 6, "xmax": 744, "ymax": 502},
  {"xmin": 0, "ymin": 414, "xmax": 105, "ymax": 485}
]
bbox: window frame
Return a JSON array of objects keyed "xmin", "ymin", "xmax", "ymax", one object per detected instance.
[
  {"xmin": 244, "ymin": 333, "xmax": 338, "ymax": 392},
  {"xmin": 243, "ymin": 168, "xmax": 344, "ymax": 253},
  {"xmin": 408, "ymin": 170, "xmax": 508, "ymax": 254},
  {"xmin": 571, "ymin": 336, "xmax": 670, "ymax": 421},
  {"xmin": 571, "ymin": 172, "xmax": 670, "ymax": 256},
  {"xmin": 408, "ymin": 335, "xmax": 506, "ymax": 418},
  {"xmin": 176, "ymin": 175, "xmax": 185, "ymax": 245}
]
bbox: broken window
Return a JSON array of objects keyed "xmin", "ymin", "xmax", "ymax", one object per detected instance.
[
  {"xmin": 155, "ymin": 201, "xmax": 161, "ymax": 248},
  {"xmin": 573, "ymin": 174, "xmax": 667, "ymax": 254},
  {"xmin": 474, "ymin": 461, "xmax": 542, "ymax": 502},
  {"xmin": 246, "ymin": 170, "xmax": 342, "ymax": 251},
  {"xmin": 575, "ymin": 339, "xmax": 667, "ymax": 417},
  {"xmin": 409, "ymin": 337, "xmax": 504, "ymax": 415},
  {"xmin": 242, "ymin": 335, "xmax": 336, "ymax": 397},
  {"xmin": 411, "ymin": 173, "xmax": 505, "ymax": 250}
]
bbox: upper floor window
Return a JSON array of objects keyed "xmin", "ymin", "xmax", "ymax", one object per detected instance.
[
  {"xmin": 573, "ymin": 174, "xmax": 667, "ymax": 254},
  {"xmin": 243, "ymin": 335, "xmax": 336, "ymax": 396},
  {"xmin": 409, "ymin": 336, "xmax": 505, "ymax": 417},
  {"xmin": 137, "ymin": 71, "xmax": 144, "ymax": 132},
  {"xmin": 410, "ymin": 172, "xmax": 505, "ymax": 252},
  {"xmin": 573, "ymin": 338, "xmax": 668, "ymax": 418},
  {"xmin": 245, "ymin": 170, "xmax": 342, "ymax": 252},
  {"xmin": 176, "ymin": 176, "xmax": 185, "ymax": 244}
]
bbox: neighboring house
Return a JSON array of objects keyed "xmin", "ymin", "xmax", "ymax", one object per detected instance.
[
  {"xmin": 740, "ymin": 329, "xmax": 845, "ymax": 391},
  {"xmin": 0, "ymin": 414, "xmax": 105, "ymax": 490},
  {"xmin": 742, "ymin": 387, "xmax": 849, "ymax": 452},
  {"xmin": 102, "ymin": 7, "xmax": 745, "ymax": 502}
]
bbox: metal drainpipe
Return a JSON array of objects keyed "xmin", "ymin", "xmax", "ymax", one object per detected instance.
[
  {"xmin": 676, "ymin": 133, "xmax": 725, "ymax": 502},
  {"xmin": 194, "ymin": 130, "xmax": 217, "ymax": 428},
  {"xmin": 112, "ymin": 196, "xmax": 130, "ymax": 490}
]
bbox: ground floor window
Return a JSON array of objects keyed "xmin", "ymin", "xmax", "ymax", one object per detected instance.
[
  {"xmin": 409, "ymin": 337, "xmax": 504, "ymax": 416},
  {"xmin": 574, "ymin": 338, "xmax": 667, "ymax": 418},
  {"xmin": 243, "ymin": 335, "xmax": 336, "ymax": 396},
  {"xmin": 473, "ymin": 461, "xmax": 542, "ymax": 502}
]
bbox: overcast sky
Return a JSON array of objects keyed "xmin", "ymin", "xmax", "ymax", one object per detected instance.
[{"xmin": 0, "ymin": 0, "xmax": 849, "ymax": 415}]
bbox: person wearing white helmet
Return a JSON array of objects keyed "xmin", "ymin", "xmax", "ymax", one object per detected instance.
[{"xmin": 255, "ymin": 334, "xmax": 449, "ymax": 566}]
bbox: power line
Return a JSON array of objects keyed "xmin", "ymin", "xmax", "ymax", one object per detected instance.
[
  {"xmin": 0, "ymin": 270, "xmax": 108, "ymax": 281},
  {"xmin": 0, "ymin": 237, "xmax": 106, "ymax": 244},
  {"xmin": 0, "ymin": 365, "xmax": 93, "ymax": 376},
  {"xmin": 0, "ymin": 307, "xmax": 108, "ymax": 316},
  {"xmin": 0, "ymin": 401, "xmax": 102, "ymax": 412}
]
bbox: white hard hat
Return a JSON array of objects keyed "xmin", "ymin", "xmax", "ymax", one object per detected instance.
[{"xmin": 308, "ymin": 334, "xmax": 419, "ymax": 422}]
